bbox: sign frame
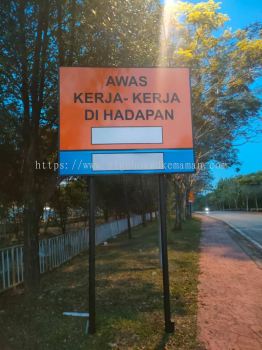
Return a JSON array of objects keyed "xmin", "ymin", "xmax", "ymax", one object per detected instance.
[
  {"xmin": 58, "ymin": 66, "xmax": 195, "ymax": 176},
  {"xmin": 58, "ymin": 66, "xmax": 195, "ymax": 335}
]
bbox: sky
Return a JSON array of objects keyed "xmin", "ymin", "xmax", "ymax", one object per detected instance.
[{"xmin": 207, "ymin": 0, "xmax": 262, "ymax": 184}]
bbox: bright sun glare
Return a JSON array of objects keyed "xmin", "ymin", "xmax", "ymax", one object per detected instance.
[{"xmin": 159, "ymin": 0, "xmax": 176, "ymax": 66}]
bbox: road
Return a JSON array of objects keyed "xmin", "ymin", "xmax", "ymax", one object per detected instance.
[{"xmin": 199, "ymin": 211, "xmax": 262, "ymax": 250}]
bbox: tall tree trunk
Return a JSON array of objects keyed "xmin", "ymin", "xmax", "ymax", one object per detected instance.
[
  {"xmin": 23, "ymin": 140, "xmax": 41, "ymax": 290},
  {"xmin": 150, "ymin": 211, "xmax": 153, "ymax": 221},
  {"xmin": 122, "ymin": 176, "xmax": 132, "ymax": 238},
  {"xmin": 103, "ymin": 208, "xmax": 109, "ymax": 222},
  {"xmin": 174, "ymin": 182, "xmax": 182, "ymax": 230},
  {"xmin": 255, "ymin": 196, "xmax": 258, "ymax": 211},
  {"xmin": 139, "ymin": 176, "xmax": 147, "ymax": 227},
  {"xmin": 182, "ymin": 191, "xmax": 187, "ymax": 221},
  {"xmin": 56, "ymin": 0, "xmax": 65, "ymax": 66},
  {"xmin": 20, "ymin": 0, "xmax": 50, "ymax": 290},
  {"xmin": 23, "ymin": 194, "xmax": 41, "ymax": 290},
  {"xmin": 127, "ymin": 212, "xmax": 132, "ymax": 239}
]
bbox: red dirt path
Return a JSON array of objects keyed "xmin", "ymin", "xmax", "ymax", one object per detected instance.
[{"xmin": 197, "ymin": 215, "xmax": 262, "ymax": 350}]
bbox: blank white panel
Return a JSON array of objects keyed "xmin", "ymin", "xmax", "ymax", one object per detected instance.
[
  {"xmin": 92, "ymin": 153, "xmax": 164, "ymax": 171},
  {"xmin": 92, "ymin": 127, "xmax": 163, "ymax": 144}
]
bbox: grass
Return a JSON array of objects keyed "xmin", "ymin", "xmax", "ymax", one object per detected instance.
[{"xmin": 0, "ymin": 217, "xmax": 202, "ymax": 350}]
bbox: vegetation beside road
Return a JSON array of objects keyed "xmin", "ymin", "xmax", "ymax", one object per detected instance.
[
  {"xmin": 0, "ymin": 218, "xmax": 202, "ymax": 350},
  {"xmin": 196, "ymin": 171, "xmax": 262, "ymax": 211},
  {"xmin": 1, "ymin": 0, "xmax": 261, "ymax": 289}
]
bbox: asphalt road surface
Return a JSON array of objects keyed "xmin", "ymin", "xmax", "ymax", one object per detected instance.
[{"xmin": 200, "ymin": 211, "xmax": 262, "ymax": 250}]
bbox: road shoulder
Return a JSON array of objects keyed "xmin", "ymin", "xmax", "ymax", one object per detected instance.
[{"xmin": 196, "ymin": 214, "xmax": 262, "ymax": 350}]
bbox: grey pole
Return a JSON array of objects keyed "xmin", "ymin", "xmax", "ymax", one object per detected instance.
[
  {"xmin": 158, "ymin": 174, "xmax": 175, "ymax": 333},
  {"xmin": 88, "ymin": 176, "xmax": 96, "ymax": 334}
]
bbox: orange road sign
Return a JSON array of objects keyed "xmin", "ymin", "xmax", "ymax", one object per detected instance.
[
  {"xmin": 60, "ymin": 67, "xmax": 193, "ymax": 151},
  {"xmin": 59, "ymin": 67, "xmax": 194, "ymax": 175},
  {"xmin": 188, "ymin": 191, "xmax": 195, "ymax": 203}
]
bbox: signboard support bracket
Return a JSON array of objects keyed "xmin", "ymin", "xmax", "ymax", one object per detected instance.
[{"xmin": 158, "ymin": 174, "xmax": 175, "ymax": 333}]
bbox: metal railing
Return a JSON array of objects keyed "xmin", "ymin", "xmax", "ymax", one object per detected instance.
[{"xmin": 0, "ymin": 213, "xmax": 152, "ymax": 292}]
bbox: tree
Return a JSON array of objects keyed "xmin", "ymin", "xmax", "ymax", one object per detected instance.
[
  {"xmin": 238, "ymin": 172, "xmax": 262, "ymax": 211},
  {"xmin": 198, "ymin": 171, "xmax": 262, "ymax": 211},
  {"xmin": 50, "ymin": 179, "xmax": 88, "ymax": 234},
  {"xmin": 159, "ymin": 0, "xmax": 261, "ymax": 223},
  {"xmin": 0, "ymin": 0, "xmax": 161, "ymax": 289}
]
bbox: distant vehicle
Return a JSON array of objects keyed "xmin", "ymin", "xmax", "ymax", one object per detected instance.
[{"xmin": 205, "ymin": 207, "xmax": 210, "ymax": 213}]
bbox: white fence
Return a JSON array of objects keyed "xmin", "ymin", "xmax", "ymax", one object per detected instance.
[{"xmin": 0, "ymin": 214, "xmax": 152, "ymax": 292}]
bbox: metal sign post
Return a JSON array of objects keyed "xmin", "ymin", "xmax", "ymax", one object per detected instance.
[
  {"xmin": 88, "ymin": 176, "xmax": 96, "ymax": 334},
  {"xmin": 158, "ymin": 174, "xmax": 175, "ymax": 333}
]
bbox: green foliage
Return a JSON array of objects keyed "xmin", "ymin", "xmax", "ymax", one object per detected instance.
[
  {"xmin": 0, "ymin": 0, "xmax": 162, "ymax": 210},
  {"xmin": 50, "ymin": 179, "xmax": 88, "ymax": 233},
  {"xmin": 161, "ymin": 1, "xmax": 261, "ymax": 220},
  {"xmin": 0, "ymin": 0, "xmax": 162, "ymax": 244},
  {"xmin": 159, "ymin": 0, "xmax": 261, "ymax": 172},
  {"xmin": 96, "ymin": 175, "xmax": 158, "ymax": 220},
  {"xmin": 80, "ymin": 0, "xmax": 161, "ymax": 67},
  {"xmin": 0, "ymin": 0, "xmax": 260, "ymax": 209},
  {"xmin": 0, "ymin": 0, "xmax": 261, "ymax": 286},
  {"xmin": 198, "ymin": 171, "xmax": 262, "ymax": 210}
]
